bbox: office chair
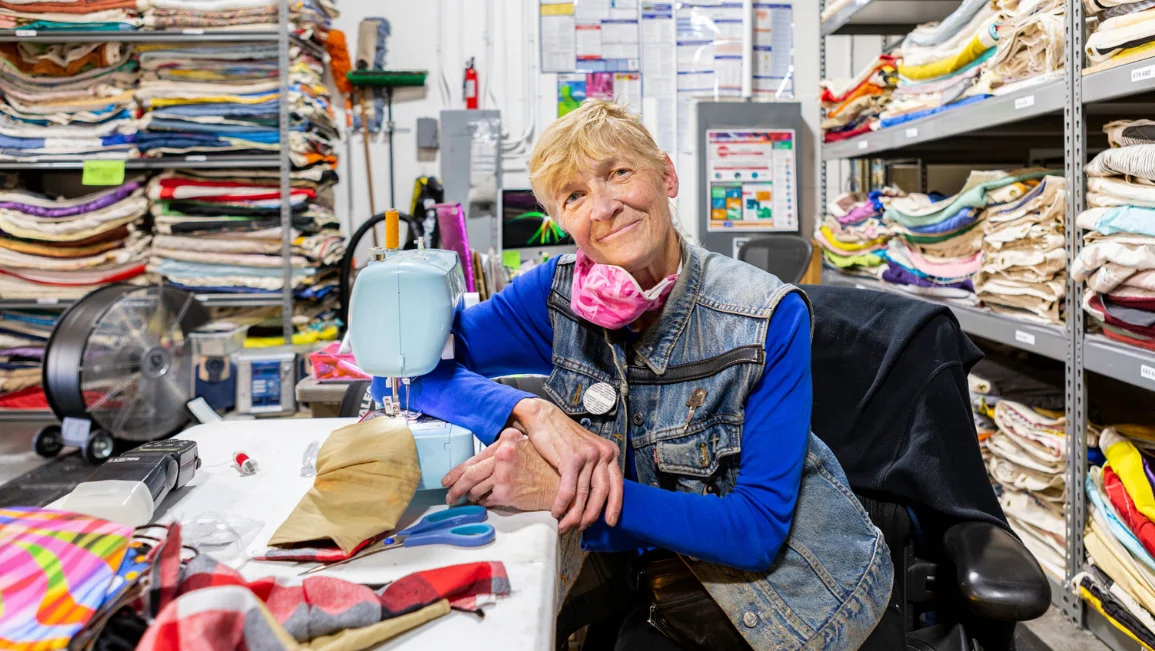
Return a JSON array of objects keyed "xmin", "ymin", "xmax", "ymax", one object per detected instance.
[
  {"xmin": 736, "ymin": 235, "xmax": 813, "ymax": 284},
  {"xmin": 803, "ymin": 284, "xmax": 1051, "ymax": 651},
  {"xmin": 338, "ymin": 284, "xmax": 1051, "ymax": 651}
]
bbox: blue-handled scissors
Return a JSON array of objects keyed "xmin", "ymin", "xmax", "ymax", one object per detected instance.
[{"xmin": 298, "ymin": 505, "xmax": 495, "ymax": 575}]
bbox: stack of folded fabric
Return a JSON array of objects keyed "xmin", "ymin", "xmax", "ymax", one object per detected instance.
[
  {"xmin": 967, "ymin": 373, "xmax": 999, "ymax": 467},
  {"xmin": 0, "ymin": 176, "xmax": 150, "ymax": 299},
  {"xmin": 0, "ymin": 308, "xmax": 51, "ymax": 405},
  {"xmin": 976, "ymin": 0, "xmax": 1065, "ymax": 94},
  {"xmin": 1085, "ymin": 0, "xmax": 1155, "ymax": 75},
  {"xmin": 987, "ymin": 399, "xmax": 1069, "ymax": 581},
  {"xmin": 883, "ymin": 0, "xmax": 1001, "ymax": 128},
  {"xmin": 147, "ymin": 170, "xmax": 342, "ymax": 300},
  {"xmin": 819, "ymin": 55, "xmax": 897, "ymax": 143},
  {"xmin": 0, "ymin": 42, "xmax": 139, "ymax": 161},
  {"xmin": 814, "ymin": 187, "xmax": 904, "ymax": 278},
  {"xmin": 976, "ymin": 175, "xmax": 1067, "ymax": 324},
  {"xmin": 1081, "ymin": 425, "xmax": 1155, "ymax": 647},
  {"xmin": 880, "ymin": 169, "xmax": 1050, "ymax": 302},
  {"xmin": 142, "ymin": 0, "xmax": 336, "ymax": 41},
  {"xmin": 0, "ymin": 0, "xmax": 139, "ymax": 31},
  {"xmin": 970, "ymin": 349, "xmax": 1076, "ymax": 581},
  {"xmin": 135, "ymin": 40, "xmax": 337, "ymax": 166},
  {"xmin": 1073, "ymin": 120, "xmax": 1155, "ymax": 351}
]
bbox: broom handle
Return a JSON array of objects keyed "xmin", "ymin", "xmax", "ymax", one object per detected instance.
[{"xmin": 356, "ymin": 89, "xmax": 380, "ymax": 248}]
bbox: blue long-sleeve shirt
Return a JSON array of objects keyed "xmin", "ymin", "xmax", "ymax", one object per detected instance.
[{"xmin": 390, "ymin": 256, "xmax": 811, "ymax": 572}]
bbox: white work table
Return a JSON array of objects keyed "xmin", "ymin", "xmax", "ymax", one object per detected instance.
[{"xmin": 152, "ymin": 418, "xmax": 558, "ymax": 650}]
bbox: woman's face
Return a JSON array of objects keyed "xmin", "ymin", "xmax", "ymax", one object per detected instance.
[{"xmin": 552, "ymin": 151, "xmax": 679, "ymax": 271}]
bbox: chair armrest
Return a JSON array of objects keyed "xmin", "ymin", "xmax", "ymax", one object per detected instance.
[{"xmin": 941, "ymin": 521, "xmax": 1051, "ymax": 622}]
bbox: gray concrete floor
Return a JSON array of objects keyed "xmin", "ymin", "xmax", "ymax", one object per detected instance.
[
  {"xmin": 0, "ymin": 421, "xmax": 61, "ymax": 485},
  {"xmin": 1021, "ymin": 607, "xmax": 1116, "ymax": 651}
]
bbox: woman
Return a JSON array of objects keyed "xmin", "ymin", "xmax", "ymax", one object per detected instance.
[{"xmin": 397, "ymin": 101, "xmax": 892, "ymax": 650}]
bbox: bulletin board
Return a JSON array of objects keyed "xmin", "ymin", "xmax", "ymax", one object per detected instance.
[{"xmin": 705, "ymin": 128, "xmax": 796, "ymax": 233}]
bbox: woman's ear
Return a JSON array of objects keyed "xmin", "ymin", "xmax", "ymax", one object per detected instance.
[{"xmin": 663, "ymin": 154, "xmax": 679, "ymax": 199}]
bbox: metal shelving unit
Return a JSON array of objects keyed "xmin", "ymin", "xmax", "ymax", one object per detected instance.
[
  {"xmin": 822, "ymin": 80, "xmax": 1065, "ymax": 160},
  {"xmin": 1083, "ymin": 57, "xmax": 1155, "ymax": 104},
  {"xmin": 818, "ymin": 0, "xmax": 1155, "ymax": 636},
  {"xmin": 0, "ymin": 12, "xmax": 304, "ymax": 425},
  {"xmin": 1084, "ymin": 334, "xmax": 1155, "ymax": 392},
  {"xmin": 821, "ymin": 0, "xmax": 961, "ymax": 37},
  {"xmin": 0, "ymin": 16, "xmax": 298, "ymax": 341},
  {"xmin": 0, "ymin": 294, "xmax": 286, "ymax": 310},
  {"xmin": 0, "ymin": 409, "xmax": 56, "ymax": 423},
  {"xmin": 820, "ymin": 270, "xmax": 1068, "ymax": 360},
  {"xmin": 0, "ymin": 156, "xmax": 282, "ymax": 170}
]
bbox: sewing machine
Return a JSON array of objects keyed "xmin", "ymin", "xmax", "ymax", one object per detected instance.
[{"xmin": 347, "ymin": 210, "xmax": 475, "ymax": 490}]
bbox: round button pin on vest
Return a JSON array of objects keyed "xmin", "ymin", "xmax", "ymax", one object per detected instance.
[{"xmin": 583, "ymin": 382, "xmax": 617, "ymax": 415}]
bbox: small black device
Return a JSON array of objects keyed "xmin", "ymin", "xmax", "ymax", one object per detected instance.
[{"xmin": 57, "ymin": 439, "xmax": 202, "ymax": 526}]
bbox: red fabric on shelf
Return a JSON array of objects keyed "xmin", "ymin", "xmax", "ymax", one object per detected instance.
[
  {"xmin": 1104, "ymin": 465, "xmax": 1155, "ymax": 559},
  {"xmin": 0, "ymin": 386, "xmax": 48, "ymax": 410}
]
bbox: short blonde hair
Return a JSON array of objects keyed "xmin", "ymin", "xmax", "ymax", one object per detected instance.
[{"xmin": 529, "ymin": 100, "xmax": 667, "ymax": 213}]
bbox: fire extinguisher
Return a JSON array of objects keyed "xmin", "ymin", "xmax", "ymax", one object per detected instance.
[{"xmin": 464, "ymin": 57, "xmax": 479, "ymax": 110}]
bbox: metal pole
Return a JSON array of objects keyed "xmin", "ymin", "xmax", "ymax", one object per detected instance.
[
  {"xmin": 819, "ymin": 0, "xmax": 827, "ymax": 216},
  {"xmin": 278, "ymin": 0, "xmax": 293, "ymax": 345},
  {"xmin": 1061, "ymin": 0, "xmax": 1087, "ymax": 627}
]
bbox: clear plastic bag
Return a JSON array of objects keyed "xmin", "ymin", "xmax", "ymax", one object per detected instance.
[
  {"xmin": 182, "ymin": 512, "xmax": 264, "ymax": 568},
  {"xmin": 301, "ymin": 440, "xmax": 321, "ymax": 478}
]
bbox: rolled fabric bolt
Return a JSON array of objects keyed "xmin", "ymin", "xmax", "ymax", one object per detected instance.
[
  {"xmin": 386, "ymin": 209, "xmax": 400, "ymax": 250},
  {"xmin": 233, "ymin": 450, "xmax": 258, "ymax": 475}
]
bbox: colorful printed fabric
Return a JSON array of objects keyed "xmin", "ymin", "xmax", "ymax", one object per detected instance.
[
  {"xmin": 138, "ymin": 524, "xmax": 511, "ymax": 651},
  {"xmin": 0, "ymin": 507, "xmax": 133, "ymax": 651}
]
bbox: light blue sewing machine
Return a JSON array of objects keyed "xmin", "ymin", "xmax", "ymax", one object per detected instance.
[{"xmin": 347, "ymin": 211, "xmax": 476, "ymax": 491}]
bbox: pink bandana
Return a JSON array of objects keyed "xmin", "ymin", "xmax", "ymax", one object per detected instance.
[{"xmin": 571, "ymin": 249, "xmax": 679, "ymax": 330}]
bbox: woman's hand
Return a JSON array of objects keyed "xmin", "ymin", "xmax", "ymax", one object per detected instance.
[
  {"xmin": 443, "ymin": 428, "xmax": 560, "ymax": 511},
  {"xmin": 441, "ymin": 398, "xmax": 623, "ymax": 533},
  {"xmin": 511, "ymin": 398, "xmax": 623, "ymax": 532}
]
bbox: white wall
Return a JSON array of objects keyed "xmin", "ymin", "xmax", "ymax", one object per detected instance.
[{"xmin": 334, "ymin": 1, "xmax": 824, "ymax": 252}]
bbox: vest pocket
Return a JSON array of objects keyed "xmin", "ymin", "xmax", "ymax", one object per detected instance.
[
  {"xmin": 543, "ymin": 363, "xmax": 616, "ymax": 417},
  {"xmin": 650, "ymin": 419, "xmax": 741, "ymax": 481}
]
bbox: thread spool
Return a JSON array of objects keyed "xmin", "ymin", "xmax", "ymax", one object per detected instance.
[{"xmin": 385, "ymin": 210, "xmax": 400, "ymax": 250}]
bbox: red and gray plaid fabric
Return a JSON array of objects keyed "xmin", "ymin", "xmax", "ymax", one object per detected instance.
[
  {"xmin": 251, "ymin": 537, "xmax": 377, "ymax": 564},
  {"xmin": 136, "ymin": 524, "xmax": 511, "ymax": 650}
]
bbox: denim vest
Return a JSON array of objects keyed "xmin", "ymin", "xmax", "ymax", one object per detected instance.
[{"xmin": 548, "ymin": 242, "xmax": 894, "ymax": 649}]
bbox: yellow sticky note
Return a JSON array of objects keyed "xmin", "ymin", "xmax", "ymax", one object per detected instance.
[
  {"xmin": 503, "ymin": 250, "xmax": 522, "ymax": 269},
  {"xmin": 82, "ymin": 160, "xmax": 126, "ymax": 186}
]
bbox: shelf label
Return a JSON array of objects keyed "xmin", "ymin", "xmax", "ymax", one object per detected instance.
[
  {"xmin": 36, "ymin": 297, "xmax": 58, "ymax": 305},
  {"xmin": 1014, "ymin": 330, "xmax": 1036, "ymax": 346},
  {"xmin": 854, "ymin": 284, "xmax": 866, "ymax": 290},
  {"xmin": 1133, "ymin": 65, "xmax": 1155, "ymax": 83},
  {"xmin": 1142, "ymin": 364, "xmax": 1155, "ymax": 382},
  {"xmin": 14, "ymin": 29, "xmax": 35, "ymax": 37},
  {"xmin": 182, "ymin": 28, "xmax": 204, "ymax": 35},
  {"xmin": 857, "ymin": 140, "xmax": 868, "ymax": 150},
  {"xmin": 1014, "ymin": 95, "xmax": 1035, "ymax": 110},
  {"xmin": 81, "ymin": 160, "xmax": 125, "ymax": 186},
  {"xmin": 905, "ymin": 127, "xmax": 918, "ymax": 138},
  {"xmin": 185, "ymin": 155, "xmax": 208, "ymax": 162}
]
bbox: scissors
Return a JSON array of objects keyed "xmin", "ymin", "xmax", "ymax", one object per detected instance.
[{"xmin": 298, "ymin": 505, "xmax": 494, "ymax": 576}]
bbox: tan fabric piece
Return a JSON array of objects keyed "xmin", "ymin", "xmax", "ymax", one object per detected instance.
[
  {"xmin": 305, "ymin": 600, "xmax": 450, "ymax": 651},
  {"xmin": 269, "ymin": 416, "xmax": 422, "ymax": 554}
]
